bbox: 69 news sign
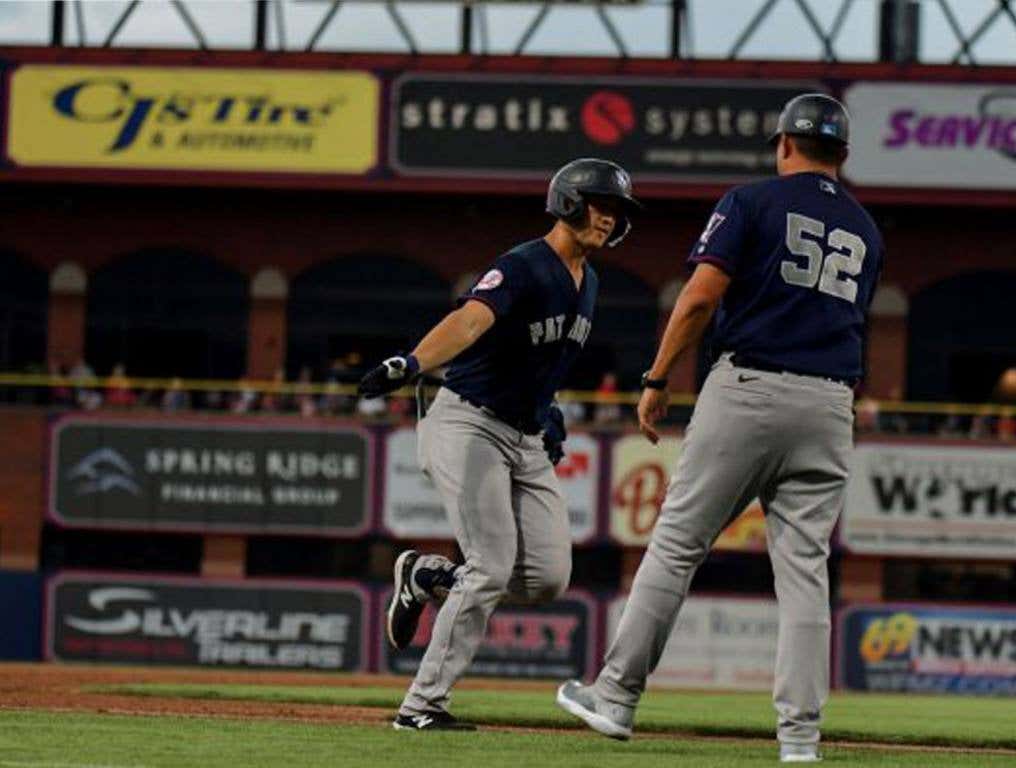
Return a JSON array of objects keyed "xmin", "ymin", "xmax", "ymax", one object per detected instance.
[{"xmin": 837, "ymin": 603, "xmax": 1016, "ymax": 695}]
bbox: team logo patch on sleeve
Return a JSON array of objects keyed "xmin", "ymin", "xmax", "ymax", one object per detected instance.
[
  {"xmin": 697, "ymin": 213, "xmax": 727, "ymax": 253},
  {"xmin": 475, "ymin": 269, "xmax": 504, "ymax": 291}
]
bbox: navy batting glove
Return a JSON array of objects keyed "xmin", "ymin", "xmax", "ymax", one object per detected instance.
[
  {"xmin": 541, "ymin": 404, "xmax": 566, "ymax": 466},
  {"xmin": 357, "ymin": 354, "xmax": 420, "ymax": 399}
]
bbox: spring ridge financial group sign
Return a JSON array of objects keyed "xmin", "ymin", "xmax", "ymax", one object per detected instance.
[
  {"xmin": 49, "ymin": 416, "xmax": 372, "ymax": 535},
  {"xmin": 7, "ymin": 65, "xmax": 379, "ymax": 174}
]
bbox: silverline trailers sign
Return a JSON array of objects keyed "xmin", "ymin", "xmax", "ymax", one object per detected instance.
[
  {"xmin": 48, "ymin": 416, "xmax": 372, "ymax": 535},
  {"xmin": 47, "ymin": 573, "xmax": 367, "ymax": 670},
  {"xmin": 390, "ymin": 74, "xmax": 817, "ymax": 183}
]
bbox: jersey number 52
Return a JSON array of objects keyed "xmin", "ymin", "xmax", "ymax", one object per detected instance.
[{"xmin": 782, "ymin": 212, "xmax": 866, "ymax": 304}]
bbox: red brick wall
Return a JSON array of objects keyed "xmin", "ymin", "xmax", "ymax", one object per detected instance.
[
  {"xmin": 247, "ymin": 298, "xmax": 286, "ymax": 379},
  {"xmin": 0, "ymin": 410, "xmax": 47, "ymax": 571}
]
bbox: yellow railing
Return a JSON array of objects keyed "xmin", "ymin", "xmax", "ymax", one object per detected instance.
[{"xmin": 1, "ymin": 372, "xmax": 1015, "ymax": 416}]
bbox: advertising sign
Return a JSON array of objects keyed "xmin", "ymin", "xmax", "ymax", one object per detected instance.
[
  {"xmin": 608, "ymin": 434, "xmax": 764, "ymax": 550},
  {"xmin": 381, "ymin": 590, "xmax": 594, "ymax": 679},
  {"xmin": 382, "ymin": 426, "xmax": 598, "ymax": 542},
  {"xmin": 392, "ymin": 75, "xmax": 814, "ymax": 181},
  {"xmin": 49, "ymin": 416, "xmax": 372, "ymax": 535},
  {"xmin": 46, "ymin": 573, "xmax": 367, "ymax": 671},
  {"xmin": 840, "ymin": 443, "xmax": 1016, "ymax": 558},
  {"xmin": 8, "ymin": 66, "xmax": 379, "ymax": 174},
  {"xmin": 838, "ymin": 603, "xmax": 1016, "ymax": 695},
  {"xmin": 844, "ymin": 83, "xmax": 1016, "ymax": 190},
  {"xmin": 608, "ymin": 594, "xmax": 778, "ymax": 690}
]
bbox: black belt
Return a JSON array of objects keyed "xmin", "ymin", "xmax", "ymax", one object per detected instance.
[
  {"xmin": 730, "ymin": 353, "xmax": 858, "ymax": 389},
  {"xmin": 458, "ymin": 395, "xmax": 542, "ymax": 435}
]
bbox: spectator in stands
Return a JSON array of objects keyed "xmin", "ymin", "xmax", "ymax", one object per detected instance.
[
  {"xmin": 70, "ymin": 357, "xmax": 102, "ymax": 410},
  {"xmin": 320, "ymin": 355, "xmax": 359, "ymax": 415},
  {"xmin": 203, "ymin": 389, "xmax": 225, "ymax": 411},
  {"xmin": 259, "ymin": 368, "xmax": 291, "ymax": 413},
  {"xmin": 48, "ymin": 359, "xmax": 73, "ymax": 407},
  {"xmin": 592, "ymin": 371, "xmax": 622, "ymax": 424},
  {"xmin": 998, "ymin": 413, "xmax": 1015, "ymax": 442},
  {"xmin": 854, "ymin": 395, "xmax": 880, "ymax": 433},
  {"xmin": 105, "ymin": 363, "xmax": 137, "ymax": 408},
  {"xmin": 161, "ymin": 377, "xmax": 191, "ymax": 412},
  {"xmin": 230, "ymin": 378, "xmax": 259, "ymax": 413},
  {"xmin": 558, "ymin": 398, "xmax": 587, "ymax": 426},
  {"xmin": 295, "ymin": 366, "xmax": 317, "ymax": 417},
  {"xmin": 968, "ymin": 413, "xmax": 995, "ymax": 440}
]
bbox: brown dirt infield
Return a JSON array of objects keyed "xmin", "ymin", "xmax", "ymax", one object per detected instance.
[{"xmin": 2, "ymin": 663, "xmax": 1015, "ymax": 758}]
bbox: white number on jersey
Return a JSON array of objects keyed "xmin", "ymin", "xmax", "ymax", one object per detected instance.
[{"xmin": 782, "ymin": 213, "xmax": 867, "ymax": 304}]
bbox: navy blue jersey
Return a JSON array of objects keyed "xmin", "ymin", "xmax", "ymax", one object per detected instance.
[
  {"xmin": 689, "ymin": 172, "xmax": 883, "ymax": 381},
  {"xmin": 444, "ymin": 239, "xmax": 597, "ymax": 430}
]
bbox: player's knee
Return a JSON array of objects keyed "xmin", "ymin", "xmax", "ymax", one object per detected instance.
[
  {"xmin": 470, "ymin": 561, "xmax": 514, "ymax": 599},
  {"xmin": 534, "ymin": 557, "xmax": 571, "ymax": 603}
]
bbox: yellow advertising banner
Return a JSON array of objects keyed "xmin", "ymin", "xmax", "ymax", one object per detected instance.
[
  {"xmin": 8, "ymin": 65, "xmax": 378, "ymax": 174},
  {"xmin": 609, "ymin": 433, "xmax": 767, "ymax": 552}
]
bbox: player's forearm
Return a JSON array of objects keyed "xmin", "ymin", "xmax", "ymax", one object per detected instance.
[
  {"xmin": 647, "ymin": 292, "xmax": 718, "ymax": 382},
  {"xmin": 411, "ymin": 307, "xmax": 491, "ymax": 372}
]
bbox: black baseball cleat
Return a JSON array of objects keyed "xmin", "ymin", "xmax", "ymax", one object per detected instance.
[
  {"xmin": 387, "ymin": 550, "xmax": 424, "ymax": 650},
  {"xmin": 392, "ymin": 711, "xmax": 477, "ymax": 731}
]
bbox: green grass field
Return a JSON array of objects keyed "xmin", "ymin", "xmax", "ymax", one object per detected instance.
[{"xmin": 5, "ymin": 680, "xmax": 1016, "ymax": 767}]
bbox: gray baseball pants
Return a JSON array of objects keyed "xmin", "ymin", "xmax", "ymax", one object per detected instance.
[
  {"xmin": 400, "ymin": 387, "xmax": 571, "ymax": 716},
  {"xmin": 595, "ymin": 354, "xmax": 853, "ymax": 747}
]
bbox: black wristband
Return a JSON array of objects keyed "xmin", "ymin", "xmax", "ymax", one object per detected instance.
[{"xmin": 641, "ymin": 370, "xmax": 667, "ymax": 390}]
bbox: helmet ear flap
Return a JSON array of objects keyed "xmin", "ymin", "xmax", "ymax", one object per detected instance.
[
  {"xmin": 606, "ymin": 215, "xmax": 631, "ymax": 248},
  {"xmin": 547, "ymin": 186, "xmax": 587, "ymax": 225}
]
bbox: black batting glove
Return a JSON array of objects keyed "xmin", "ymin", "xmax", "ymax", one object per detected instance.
[
  {"xmin": 357, "ymin": 354, "xmax": 421, "ymax": 399},
  {"xmin": 540, "ymin": 404, "xmax": 567, "ymax": 466}
]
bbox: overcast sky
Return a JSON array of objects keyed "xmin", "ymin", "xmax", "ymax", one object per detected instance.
[{"xmin": 0, "ymin": 0, "xmax": 1012, "ymax": 63}]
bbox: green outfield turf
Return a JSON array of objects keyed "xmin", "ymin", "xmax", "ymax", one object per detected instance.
[
  {"xmin": 2, "ymin": 709, "xmax": 1015, "ymax": 768},
  {"xmin": 94, "ymin": 681, "xmax": 1016, "ymax": 750}
]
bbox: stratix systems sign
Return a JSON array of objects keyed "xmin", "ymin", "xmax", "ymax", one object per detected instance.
[
  {"xmin": 49, "ymin": 416, "xmax": 372, "ymax": 535},
  {"xmin": 391, "ymin": 74, "xmax": 815, "ymax": 182}
]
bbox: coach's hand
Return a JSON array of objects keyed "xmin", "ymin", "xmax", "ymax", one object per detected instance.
[
  {"xmin": 637, "ymin": 388, "xmax": 668, "ymax": 445},
  {"xmin": 540, "ymin": 404, "xmax": 567, "ymax": 466},
  {"xmin": 357, "ymin": 354, "xmax": 420, "ymax": 399}
]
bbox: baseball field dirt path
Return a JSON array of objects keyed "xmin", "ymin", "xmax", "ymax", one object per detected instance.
[{"xmin": 2, "ymin": 663, "xmax": 1014, "ymax": 758}]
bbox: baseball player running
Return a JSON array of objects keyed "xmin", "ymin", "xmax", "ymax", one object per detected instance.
[
  {"xmin": 358, "ymin": 158, "xmax": 641, "ymax": 731},
  {"xmin": 556, "ymin": 95, "xmax": 883, "ymax": 763}
]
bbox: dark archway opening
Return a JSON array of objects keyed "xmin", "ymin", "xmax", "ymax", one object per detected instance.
[
  {"xmin": 86, "ymin": 250, "xmax": 247, "ymax": 379},
  {"xmin": 0, "ymin": 252, "xmax": 47, "ymax": 372},
  {"xmin": 908, "ymin": 271, "xmax": 1016, "ymax": 402},
  {"xmin": 287, "ymin": 254, "xmax": 451, "ymax": 377}
]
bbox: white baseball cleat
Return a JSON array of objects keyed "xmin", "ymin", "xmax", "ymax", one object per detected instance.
[
  {"xmin": 555, "ymin": 680, "xmax": 633, "ymax": 740},
  {"xmin": 780, "ymin": 743, "xmax": 822, "ymax": 762}
]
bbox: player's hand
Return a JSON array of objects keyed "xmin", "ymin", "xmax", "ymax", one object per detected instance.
[
  {"xmin": 540, "ymin": 404, "xmax": 566, "ymax": 466},
  {"xmin": 637, "ymin": 388, "xmax": 669, "ymax": 444},
  {"xmin": 357, "ymin": 355, "xmax": 420, "ymax": 399}
]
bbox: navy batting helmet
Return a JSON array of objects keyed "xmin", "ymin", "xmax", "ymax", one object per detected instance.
[
  {"xmin": 546, "ymin": 158, "xmax": 642, "ymax": 248},
  {"xmin": 768, "ymin": 93, "xmax": 850, "ymax": 146}
]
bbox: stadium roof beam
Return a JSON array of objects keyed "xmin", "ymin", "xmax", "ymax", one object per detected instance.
[
  {"xmin": 729, "ymin": 0, "xmax": 854, "ymax": 62},
  {"xmin": 34, "ymin": 0, "xmax": 1015, "ymax": 65},
  {"xmin": 514, "ymin": 3, "xmax": 628, "ymax": 57},
  {"xmin": 951, "ymin": 0, "xmax": 1016, "ymax": 65}
]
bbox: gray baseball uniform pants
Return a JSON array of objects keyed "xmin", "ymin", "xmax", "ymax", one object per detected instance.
[
  {"xmin": 401, "ymin": 387, "xmax": 571, "ymax": 716},
  {"xmin": 595, "ymin": 354, "xmax": 853, "ymax": 747}
]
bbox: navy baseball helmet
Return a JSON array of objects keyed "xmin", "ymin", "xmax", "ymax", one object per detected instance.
[
  {"xmin": 546, "ymin": 157, "xmax": 642, "ymax": 247},
  {"xmin": 768, "ymin": 93, "xmax": 850, "ymax": 146}
]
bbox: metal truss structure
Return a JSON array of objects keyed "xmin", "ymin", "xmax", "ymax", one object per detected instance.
[{"xmin": 34, "ymin": 0, "xmax": 1016, "ymax": 65}]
